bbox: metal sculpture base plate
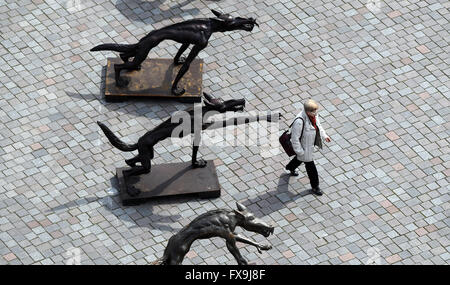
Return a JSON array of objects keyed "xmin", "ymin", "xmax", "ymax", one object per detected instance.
[
  {"xmin": 117, "ymin": 160, "xmax": 220, "ymax": 206},
  {"xmin": 104, "ymin": 57, "xmax": 203, "ymax": 102}
]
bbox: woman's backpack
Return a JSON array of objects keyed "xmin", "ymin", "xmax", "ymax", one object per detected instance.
[{"xmin": 279, "ymin": 117, "xmax": 304, "ymax": 156}]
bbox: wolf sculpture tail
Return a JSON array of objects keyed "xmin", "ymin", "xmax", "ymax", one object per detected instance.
[
  {"xmin": 97, "ymin": 122, "xmax": 138, "ymax": 152},
  {"xmin": 90, "ymin": 43, "xmax": 138, "ymax": 53}
]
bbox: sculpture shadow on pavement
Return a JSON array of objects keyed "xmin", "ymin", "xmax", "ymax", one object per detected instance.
[
  {"xmin": 48, "ymin": 177, "xmax": 184, "ymax": 233},
  {"xmin": 114, "ymin": 0, "xmax": 204, "ymax": 25}
]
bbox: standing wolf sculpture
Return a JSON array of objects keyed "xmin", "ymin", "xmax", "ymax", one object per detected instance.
[
  {"xmin": 90, "ymin": 10, "xmax": 258, "ymax": 96},
  {"xmin": 155, "ymin": 202, "xmax": 274, "ymax": 265},
  {"xmin": 97, "ymin": 92, "xmax": 280, "ymax": 196}
]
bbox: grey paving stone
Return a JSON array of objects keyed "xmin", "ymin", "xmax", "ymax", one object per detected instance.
[{"xmin": 0, "ymin": 0, "xmax": 448, "ymax": 265}]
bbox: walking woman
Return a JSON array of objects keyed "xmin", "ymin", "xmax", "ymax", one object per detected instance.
[{"xmin": 285, "ymin": 99, "xmax": 331, "ymax": 196}]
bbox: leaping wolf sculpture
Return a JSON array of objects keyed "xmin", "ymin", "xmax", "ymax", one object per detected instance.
[
  {"xmin": 154, "ymin": 202, "xmax": 274, "ymax": 265},
  {"xmin": 97, "ymin": 92, "xmax": 280, "ymax": 196},
  {"xmin": 90, "ymin": 10, "xmax": 258, "ymax": 96}
]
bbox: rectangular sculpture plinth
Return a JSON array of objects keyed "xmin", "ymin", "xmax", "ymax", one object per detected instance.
[
  {"xmin": 104, "ymin": 57, "xmax": 203, "ymax": 102},
  {"xmin": 117, "ymin": 160, "xmax": 220, "ymax": 206}
]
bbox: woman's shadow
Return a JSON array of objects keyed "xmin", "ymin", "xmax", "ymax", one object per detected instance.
[
  {"xmin": 242, "ymin": 172, "xmax": 313, "ymax": 217},
  {"xmin": 115, "ymin": 0, "xmax": 218, "ymax": 25}
]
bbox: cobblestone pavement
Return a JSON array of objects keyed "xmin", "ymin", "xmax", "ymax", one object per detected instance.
[{"xmin": 0, "ymin": 0, "xmax": 449, "ymax": 265}]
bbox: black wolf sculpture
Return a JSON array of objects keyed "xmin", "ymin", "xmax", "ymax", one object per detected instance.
[
  {"xmin": 91, "ymin": 10, "xmax": 258, "ymax": 96},
  {"xmin": 155, "ymin": 202, "xmax": 274, "ymax": 265},
  {"xmin": 97, "ymin": 93, "xmax": 280, "ymax": 196}
]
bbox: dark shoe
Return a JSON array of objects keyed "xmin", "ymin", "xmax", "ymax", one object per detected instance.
[
  {"xmin": 192, "ymin": 159, "xmax": 207, "ymax": 168},
  {"xmin": 311, "ymin": 187, "xmax": 323, "ymax": 196},
  {"xmin": 285, "ymin": 167, "xmax": 299, "ymax": 176}
]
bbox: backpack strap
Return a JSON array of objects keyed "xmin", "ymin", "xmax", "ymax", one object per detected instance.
[
  {"xmin": 289, "ymin": 117, "xmax": 305, "ymax": 141},
  {"xmin": 288, "ymin": 117, "xmax": 300, "ymax": 128}
]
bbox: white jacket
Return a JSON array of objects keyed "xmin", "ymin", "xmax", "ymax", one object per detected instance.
[{"xmin": 290, "ymin": 110, "xmax": 328, "ymax": 162}]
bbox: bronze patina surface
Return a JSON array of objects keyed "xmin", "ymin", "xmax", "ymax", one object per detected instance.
[
  {"xmin": 104, "ymin": 57, "xmax": 203, "ymax": 102},
  {"xmin": 155, "ymin": 202, "xmax": 274, "ymax": 265},
  {"xmin": 91, "ymin": 10, "xmax": 258, "ymax": 95},
  {"xmin": 116, "ymin": 160, "xmax": 220, "ymax": 206}
]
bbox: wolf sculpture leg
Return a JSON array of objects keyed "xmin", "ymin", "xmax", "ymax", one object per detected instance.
[
  {"xmin": 114, "ymin": 49, "xmax": 148, "ymax": 87},
  {"xmin": 125, "ymin": 155, "xmax": 140, "ymax": 167},
  {"xmin": 123, "ymin": 144, "xmax": 154, "ymax": 196},
  {"xmin": 174, "ymin": 43, "xmax": 189, "ymax": 65},
  {"xmin": 192, "ymin": 145, "xmax": 207, "ymax": 168},
  {"xmin": 171, "ymin": 44, "xmax": 205, "ymax": 96},
  {"xmin": 114, "ymin": 38, "xmax": 160, "ymax": 87},
  {"xmin": 226, "ymin": 238, "xmax": 247, "ymax": 265}
]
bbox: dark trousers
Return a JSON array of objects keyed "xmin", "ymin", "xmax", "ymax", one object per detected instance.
[{"xmin": 286, "ymin": 157, "xmax": 319, "ymax": 189}]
